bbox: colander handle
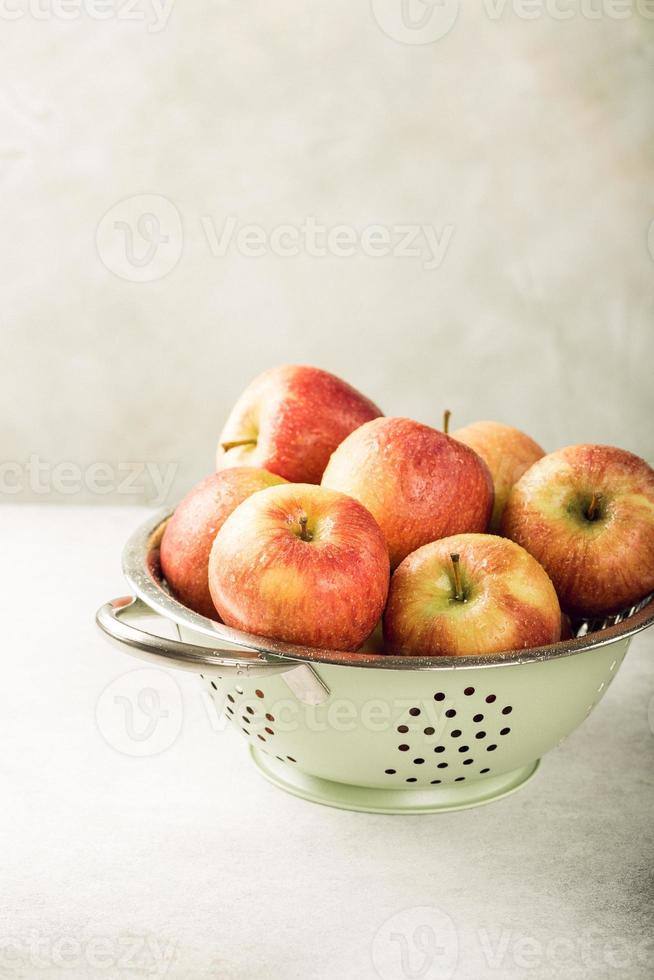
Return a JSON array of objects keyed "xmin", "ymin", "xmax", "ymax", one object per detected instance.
[{"xmin": 96, "ymin": 596, "xmax": 298, "ymax": 679}]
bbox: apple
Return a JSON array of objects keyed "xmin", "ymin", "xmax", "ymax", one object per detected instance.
[
  {"xmin": 383, "ymin": 533, "xmax": 561, "ymax": 657},
  {"xmin": 160, "ymin": 468, "xmax": 286, "ymax": 619},
  {"xmin": 216, "ymin": 365, "xmax": 382, "ymax": 484},
  {"xmin": 452, "ymin": 419, "xmax": 545, "ymax": 531},
  {"xmin": 321, "ymin": 417, "xmax": 494, "ymax": 568},
  {"xmin": 501, "ymin": 444, "xmax": 654, "ymax": 616},
  {"xmin": 208, "ymin": 483, "xmax": 390, "ymax": 650}
]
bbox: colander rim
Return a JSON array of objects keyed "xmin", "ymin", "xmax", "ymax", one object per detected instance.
[{"xmin": 122, "ymin": 509, "xmax": 654, "ymax": 671}]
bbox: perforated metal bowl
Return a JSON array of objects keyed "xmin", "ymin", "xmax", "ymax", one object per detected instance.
[{"xmin": 96, "ymin": 510, "xmax": 654, "ymax": 814}]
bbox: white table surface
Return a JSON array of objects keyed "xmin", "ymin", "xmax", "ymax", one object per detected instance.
[{"xmin": 2, "ymin": 505, "xmax": 653, "ymax": 980}]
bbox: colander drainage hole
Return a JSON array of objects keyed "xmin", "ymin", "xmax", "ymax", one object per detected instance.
[
  {"xmin": 265, "ymin": 713, "xmax": 275, "ymax": 722},
  {"xmin": 385, "ymin": 769, "xmax": 396, "ymax": 775},
  {"xmin": 445, "ymin": 709, "xmax": 456, "ymax": 718},
  {"xmin": 464, "ymin": 687, "xmax": 475, "ymax": 696},
  {"xmin": 424, "ymin": 727, "xmax": 435, "ymax": 736},
  {"xmin": 257, "ymin": 735, "xmax": 266, "ymax": 742},
  {"xmin": 437, "ymin": 762, "xmax": 448, "ymax": 769},
  {"xmin": 255, "ymin": 689, "xmax": 265, "ymax": 699},
  {"xmin": 287, "ymin": 756, "xmax": 296, "ymax": 763},
  {"xmin": 210, "ymin": 681, "xmax": 217, "ymax": 691},
  {"xmin": 485, "ymin": 694, "xmax": 496, "ymax": 703},
  {"xmin": 458, "ymin": 745, "xmax": 469, "ymax": 753},
  {"xmin": 450, "ymin": 729, "xmax": 462, "ymax": 738},
  {"xmin": 235, "ymin": 685, "xmax": 244, "ymax": 695},
  {"xmin": 434, "ymin": 692, "xmax": 445, "ymax": 702},
  {"xmin": 502, "ymin": 706, "xmax": 513, "ymax": 715},
  {"xmin": 398, "ymin": 744, "xmax": 410, "ymax": 752},
  {"xmin": 487, "ymin": 744, "xmax": 497, "ymax": 752},
  {"xmin": 480, "ymin": 767, "xmax": 490, "ymax": 774},
  {"xmin": 500, "ymin": 727, "xmax": 511, "ymax": 736},
  {"xmin": 406, "ymin": 777, "xmax": 417, "ymax": 783},
  {"xmin": 409, "ymin": 707, "xmax": 421, "ymax": 716},
  {"xmin": 473, "ymin": 713, "xmax": 484, "ymax": 723},
  {"xmin": 434, "ymin": 745, "xmax": 445, "ymax": 753},
  {"xmin": 398, "ymin": 725, "xmax": 409, "ymax": 734},
  {"xmin": 431, "ymin": 780, "xmax": 441, "ymax": 784},
  {"xmin": 413, "ymin": 758, "xmax": 425, "ymax": 765},
  {"xmin": 246, "ymin": 706, "xmax": 254, "ymax": 715},
  {"xmin": 227, "ymin": 694, "xmax": 235, "ymax": 703},
  {"xmin": 475, "ymin": 731, "xmax": 486, "ymax": 739},
  {"xmin": 463, "ymin": 759, "xmax": 473, "ymax": 765},
  {"xmin": 265, "ymin": 727, "xmax": 274, "ymax": 735},
  {"xmin": 242, "ymin": 716, "xmax": 250, "ymax": 724}
]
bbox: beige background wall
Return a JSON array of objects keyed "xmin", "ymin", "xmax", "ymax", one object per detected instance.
[{"xmin": 2, "ymin": 2, "xmax": 653, "ymax": 505}]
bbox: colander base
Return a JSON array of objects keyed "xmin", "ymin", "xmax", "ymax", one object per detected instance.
[{"xmin": 249, "ymin": 747, "xmax": 541, "ymax": 814}]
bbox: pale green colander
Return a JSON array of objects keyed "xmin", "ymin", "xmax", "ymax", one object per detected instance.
[{"xmin": 96, "ymin": 511, "xmax": 654, "ymax": 814}]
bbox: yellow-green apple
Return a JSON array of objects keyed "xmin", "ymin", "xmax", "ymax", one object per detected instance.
[
  {"xmin": 383, "ymin": 533, "xmax": 561, "ymax": 657},
  {"xmin": 160, "ymin": 468, "xmax": 286, "ymax": 619},
  {"xmin": 321, "ymin": 417, "xmax": 494, "ymax": 567},
  {"xmin": 452, "ymin": 420, "xmax": 545, "ymax": 531},
  {"xmin": 501, "ymin": 444, "xmax": 654, "ymax": 616},
  {"xmin": 208, "ymin": 483, "xmax": 390, "ymax": 650},
  {"xmin": 217, "ymin": 365, "xmax": 382, "ymax": 484}
]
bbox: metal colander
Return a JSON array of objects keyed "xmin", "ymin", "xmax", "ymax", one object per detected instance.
[{"xmin": 96, "ymin": 510, "xmax": 654, "ymax": 814}]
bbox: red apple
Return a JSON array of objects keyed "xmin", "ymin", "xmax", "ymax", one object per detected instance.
[
  {"xmin": 321, "ymin": 417, "xmax": 494, "ymax": 567},
  {"xmin": 160, "ymin": 468, "xmax": 286, "ymax": 619},
  {"xmin": 383, "ymin": 533, "xmax": 561, "ymax": 657},
  {"xmin": 216, "ymin": 365, "xmax": 382, "ymax": 483},
  {"xmin": 501, "ymin": 444, "xmax": 654, "ymax": 616},
  {"xmin": 452, "ymin": 420, "xmax": 545, "ymax": 531},
  {"xmin": 208, "ymin": 483, "xmax": 390, "ymax": 651}
]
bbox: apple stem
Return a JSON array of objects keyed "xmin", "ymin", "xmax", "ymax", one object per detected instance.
[
  {"xmin": 450, "ymin": 553, "xmax": 465, "ymax": 602},
  {"xmin": 221, "ymin": 438, "xmax": 257, "ymax": 452},
  {"xmin": 443, "ymin": 409, "xmax": 451, "ymax": 436},
  {"xmin": 299, "ymin": 514, "xmax": 313, "ymax": 542},
  {"xmin": 586, "ymin": 492, "xmax": 601, "ymax": 521}
]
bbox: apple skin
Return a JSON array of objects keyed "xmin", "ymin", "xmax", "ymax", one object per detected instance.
[
  {"xmin": 452, "ymin": 420, "xmax": 545, "ymax": 532},
  {"xmin": 383, "ymin": 533, "xmax": 561, "ymax": 657},
  {"xmin": 160, "ymin": 468, "xmax": 286, "ymax": 619},
  {"xmin": 501, "ymin": 444, "xmax": 654, "ymax": 616},
  {"xmin": 208, "ymin": 483, "xmax": 390, "ymax": 651},
  {"xmin": 216, "ymin": 365, "xmax": 382, "ymax": 484},
  {"xmin": 321, "ymin": 417, "xmax": 494, "ymax": 568}
]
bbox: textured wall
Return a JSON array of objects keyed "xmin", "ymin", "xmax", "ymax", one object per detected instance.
[{"xmin": 2, "ymin": 2, "xmax": 653, "ymax": 505}]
